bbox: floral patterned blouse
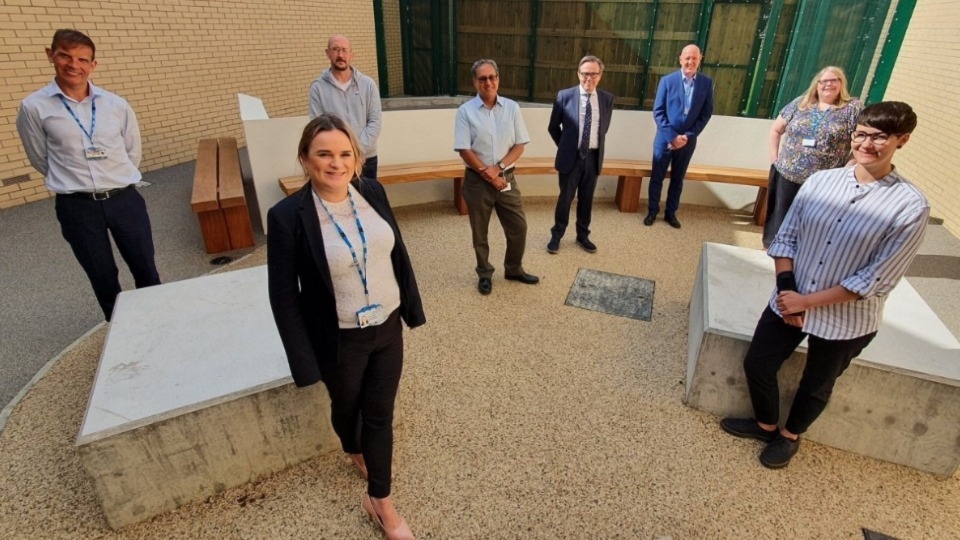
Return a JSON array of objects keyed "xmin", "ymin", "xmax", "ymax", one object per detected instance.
[{"xmin": 774, "ymin": 97, "xmax": 862, "ymax": 183}]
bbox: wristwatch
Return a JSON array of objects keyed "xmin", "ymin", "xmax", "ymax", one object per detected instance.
[{"xmin": 497, "ymin": 161, "xmax": 506, "ymax": 171}]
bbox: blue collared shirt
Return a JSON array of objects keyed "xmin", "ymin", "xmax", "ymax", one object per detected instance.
[
  {"xmin": 16, "ymin": 80, "xmax": 142, "ymax": 194},
  {"xmin": 768, "ymin": 166, "xmax": 930, "ymax": 339},
  {"xmin": 682, "ymin": 73, "xmax": 696, "ymax": 115},
  {"xmin": 453, "ymin": 94, "xmax": 530, "ymax": 167}
]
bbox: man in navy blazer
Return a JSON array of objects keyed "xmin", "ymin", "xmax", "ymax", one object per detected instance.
[
  {"xmin": 547, "ymin": 55, "xmax": 615, "ymax": 254},
  {"xmin": 645, "ymin": 44, "xmax": 714, "ymax": 229}
]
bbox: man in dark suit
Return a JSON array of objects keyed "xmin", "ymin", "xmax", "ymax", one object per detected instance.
[
  {"xmin": 645, "ymin": 44, "xmax": 714, "ymax": 229},
  {"xmin": 547, "ymin": 55, "xmax": 615, "ymax": 254}
]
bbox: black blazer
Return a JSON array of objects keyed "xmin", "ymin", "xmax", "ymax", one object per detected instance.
[
  {"xmin": 267, "ymin": 178, "xmax": 426, "ymax": 388},
  {"xmin": 547, "ymin": 86, "xmax": 615, "ymax": 175}
]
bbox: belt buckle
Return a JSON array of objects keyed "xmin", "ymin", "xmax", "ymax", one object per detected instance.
[{"xmin": 92, "ymin": 190, "xmax": 111, "ymax": 201}]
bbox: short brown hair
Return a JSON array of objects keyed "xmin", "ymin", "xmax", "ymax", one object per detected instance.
[{"xmin": 50, "ymin": 29, "xmax": 96, "ymax": 60}]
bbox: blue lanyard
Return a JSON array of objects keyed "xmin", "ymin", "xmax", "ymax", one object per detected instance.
[
  {"xmin": 809, "ymin": 106, "xmax": 830, "ymax": 136},
  {"xmin": 57, "ymin": 94, "xmax": 96, "ymax": 144},
  {"xmin": 313, "ymin": 187, "xmax": 371, "ymax": 303}
]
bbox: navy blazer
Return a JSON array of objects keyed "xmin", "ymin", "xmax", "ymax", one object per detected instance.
[
  {"xmin": 267, "ymin": 178, "xmax": 426, "ymax": 388},
  {"xmin": 652, "ymin": 70, "xmax": 714, "ymax": 144},
  {"xmin": 548, "ymin": 86, "xmax": 615, "ymax": 175}
]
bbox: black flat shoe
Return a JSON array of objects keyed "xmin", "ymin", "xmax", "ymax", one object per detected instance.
[
  {"xmin": 504, "ymin": 273, "xmax": 539, "ymax": 285},
  {"xmin": 759, "ymin": 434, "xmax": 801, "ymax": 469},
  {"xmin": 576, "ymin": 238, "xmax": 597, "ymax": 253},
  {"xmin": 720, "ymin": 417, "xmax": 777, "ymax": 444},
  {"xmin": 643, "ymin": 213, "xmax": 656, "ymax": 226},
  {"xmin": 478, "ymin": 277, "xmax": 492, "ymax": 295},
  {"xmin": 665, "ymin": 215, "xmax": 682, "ymax": 229}
]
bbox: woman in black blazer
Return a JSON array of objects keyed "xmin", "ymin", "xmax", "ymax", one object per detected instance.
[{"xmin": 267, "ymin": 115, "xmax": 425, "ymax": 540}]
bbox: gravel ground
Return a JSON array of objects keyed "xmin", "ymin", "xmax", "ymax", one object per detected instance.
[{"xmin": 2, "ymin": 199, "xmax": 958, "ymax": 539}]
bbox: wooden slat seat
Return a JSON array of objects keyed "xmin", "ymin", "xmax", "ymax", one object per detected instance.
[
  {"xmin": 279, "ymin": 158, "xmax": 770, "ymax": 225},
  {"xmin": 191, "ymin": 138, "xmax": 255, "ymax": 254}
]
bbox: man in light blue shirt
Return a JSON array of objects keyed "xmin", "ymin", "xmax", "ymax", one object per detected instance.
[
  {"xmin": 454, "ymin": 59, "xmax": 538, "ymax": 295},
  {"xmin": 16, "ymin": 29, "xmax": 160, "ymax": 321}
]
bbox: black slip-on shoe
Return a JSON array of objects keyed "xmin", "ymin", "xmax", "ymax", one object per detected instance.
[
  {"xmin": 478, "ymin": 277, "xmax": 492, "ymax": 295},
  {"xmin": 643, "ymin": 213, "xmax": 657, "ymax": 226},
  {"xmin": 576, "ymin": 238, "xmax": 597, "ymax": 253},
  {"xmin": 720, "ymin": 417, "xmax": 778, "ymax": 444},
  {"xmin": 759, "ymin": 434, "xmax": 801, "ymax": 469},
  {"xmin": 504, "ymin": 273, "xmax": 540, "ymax": 285},
  {"xmin": 665, "ymin": 215, "xmax": 682, "ymax": 229},
  {"xmin": 547, "ymin": 238, "xmax": 560, "ymax": 254}
]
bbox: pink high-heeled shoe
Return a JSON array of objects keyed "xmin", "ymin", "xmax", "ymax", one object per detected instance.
[
  {"xmin": 349, "ymin": 453, "xmax": 368, "ymax": 481},
  {"xmin": 361, "ymin": 493, "xmax": 414, "ymax": 540}
]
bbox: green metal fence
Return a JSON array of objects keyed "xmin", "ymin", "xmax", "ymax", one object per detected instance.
[{"xmin": 393, "ymin": 0, "xmax": 909, "ymax": 118}]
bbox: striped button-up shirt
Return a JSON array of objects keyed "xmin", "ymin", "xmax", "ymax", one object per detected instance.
[{"xmin": 767, "ymin": 166, "xmax": 929, "ymax": 340}]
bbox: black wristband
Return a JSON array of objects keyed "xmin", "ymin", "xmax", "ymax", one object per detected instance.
[{"xmin": 776, "ymin": 271, "xmax": 798, "ymax": 294}]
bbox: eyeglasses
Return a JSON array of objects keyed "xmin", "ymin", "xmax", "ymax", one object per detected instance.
[
  {"xmin": 475, "ymin": 74, "xmax": 499, "ymax": 83},
  {"xmin": 578, "ymin": 72, "xmax": 601, "ymax": 79},
  {"xmin": 818, "ymin": 78, "xmax": 840, "ymax": 86},
  {"xmin": 851, "ymin": 131, "xmax": 896, "ymax": 146},
  {"xmin": 328, "ymin": 47, "xmax": 351, "ymax": 54}
]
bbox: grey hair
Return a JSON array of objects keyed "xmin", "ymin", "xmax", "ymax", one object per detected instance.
[{"xmin": 471, "ymin": 59, "xmax": 499, "ymax": 78}]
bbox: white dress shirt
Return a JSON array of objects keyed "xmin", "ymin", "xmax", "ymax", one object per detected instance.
[
  {"xmin": 578, "ymin": 85, "xmax": 600, "ymax": 149},
  {"xmin": 16, "ymin": 80, "xmax": 142, "ymax": 194}
]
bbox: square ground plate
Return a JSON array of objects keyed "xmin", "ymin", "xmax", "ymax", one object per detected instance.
[{"xmin": 565, "ymin": 268, "xmax": 655, "ymax": 321}]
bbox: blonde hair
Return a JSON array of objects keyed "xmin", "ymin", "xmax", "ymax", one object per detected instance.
[
  {"xmin": 297, "ymin": 114, "xmax": 366, "ymax": 181},
  {"xmin": 797, "ymin": 66, "xmax": 852, "ymax": 111}
]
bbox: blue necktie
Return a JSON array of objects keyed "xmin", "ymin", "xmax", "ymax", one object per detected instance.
[{"xmin": 579, "ymin": 95, "xmax": 592, "ymax": 159}]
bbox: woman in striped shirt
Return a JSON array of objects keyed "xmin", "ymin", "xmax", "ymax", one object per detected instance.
[{"xmin": 721, "ymin": 102, "xmax": 929, "ymax": 469}]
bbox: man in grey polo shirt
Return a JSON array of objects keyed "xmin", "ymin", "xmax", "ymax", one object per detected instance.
[
  {"xmin": 308, "ymin": 34, "xmax": 383, "ymax": 181},
  {"xmin": 454, "ymin": 59, "xmax": 539, "ymax": 295}
]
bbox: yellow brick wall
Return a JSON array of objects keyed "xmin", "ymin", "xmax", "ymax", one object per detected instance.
[
  {"xmin": 883, "ymin": 0, "xmax": 960, "ymax": 236},
  {"xmin": 383, "ymin": 0, "xmax": 404, "ymax": 96},
  {"xmin": 0, "ymin": 0, "xmax": 378, "ymax": 209}
]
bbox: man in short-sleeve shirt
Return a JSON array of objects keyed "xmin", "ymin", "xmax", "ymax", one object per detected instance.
[{"xmin": 453, "ymin": 59, "xmax": 538, "ymax": 295}]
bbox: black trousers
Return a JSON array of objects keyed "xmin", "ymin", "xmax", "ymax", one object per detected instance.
[
  {"xmin": 744, "ymin": 307, "xmax": 875, "ymax": 435},
  {"xmin": 361, "ymin": 155, "xmax": 378, "ymax": 182},
  {"xmin": 320, "ymin": 309, "xmax": 404, "ymax": 498},
  {"xmin": 54, "ymin": 187, "xmax": 161, "ymax": 321},
  {"xmin": 550, "ymin": 150, "xmax": 598, "ymax": 241},
  {"xmin": 761, "ymin": 165, "xmax": 803, "ymax": 249}
]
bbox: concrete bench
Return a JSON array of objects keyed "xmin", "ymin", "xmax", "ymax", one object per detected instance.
[
  {"xmin": 190, "ymin": 138, "xmax": 256, "ymax": 254},
  {"xmin": 685, "ymin": 243, "xmax": 960, "ymax": 476},
  {"xmin": 279, "ymin": 158, "xmax": 769, "ymax": 224},
  {"xmin": 75, "ymin": 266, "xmax": 339, "ymax": 528}
]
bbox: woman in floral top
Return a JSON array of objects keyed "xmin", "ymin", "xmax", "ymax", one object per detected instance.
[{"xmin": 763, "ymin": 66, "xmax": 862, "ymax": 247}]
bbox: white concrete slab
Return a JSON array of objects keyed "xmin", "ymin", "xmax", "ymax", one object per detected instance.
[
  {"xmin": 75, "ymin": 266, "xmax": 339, "ymax": 528},
  {"xmin": 686, "ymin": 242, "xmax": 960, "ymax": 475},
  {"xmin": 700, "ymin": 243, "xmax": 960, "ymax": 385},
  {"xmin": 77, "ymin": 265, "xmax": 292, "ymax": 444}
]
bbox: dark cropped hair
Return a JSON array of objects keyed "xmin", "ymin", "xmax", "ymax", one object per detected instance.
[
  {"xmin": 579, "ymin": 55, "xmax": 604, "ymax": 72},
  {"xmin": 50, "ymin": 29, "xmax": 96, "ymax": 59},
  {"xmin": 858, "ymin": 101, "xmax": 918, "ymax": 135},
  {"xmin": 471, "ymin": 59, "xmax": 498, "ymax": 78},
  {"xmin": 297, "ymin": 114, "xmax": 366, "ymax": 180}
]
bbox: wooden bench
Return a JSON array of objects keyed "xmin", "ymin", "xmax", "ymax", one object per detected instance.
[
  {"xmin": 279, "ymin": 158, "xmax": 770, "ymax": 225},
  {"xmin": 191, "ymin": 138, "xmax": 256, "ymax": 254}
]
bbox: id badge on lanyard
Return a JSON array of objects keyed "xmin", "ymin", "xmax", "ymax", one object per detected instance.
[{"xmin": 59, "ymin": 94, "xmax": 106, "ymax": 160}]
